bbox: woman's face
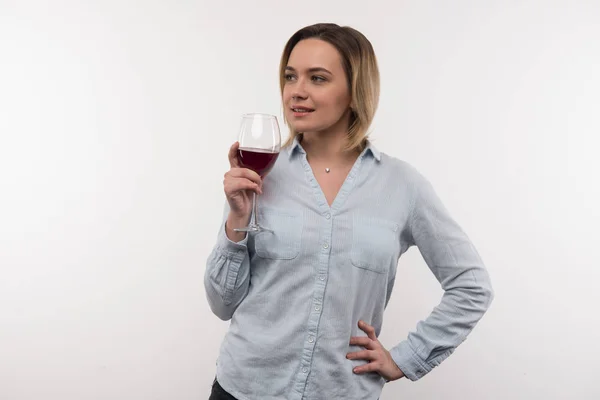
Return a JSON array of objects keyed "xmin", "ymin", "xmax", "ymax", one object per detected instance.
[{"xmin": 283, "ymin": 38, "xmax": 352, "ymax": 136}]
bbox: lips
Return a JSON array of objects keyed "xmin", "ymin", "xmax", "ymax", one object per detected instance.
[
  {"xmin": 290, "ymin": 106, "xmax": 315, "ymax": 118},
  {"xmin": 291, "ymin": 105, "xmax": 315, "ymax": 113}
]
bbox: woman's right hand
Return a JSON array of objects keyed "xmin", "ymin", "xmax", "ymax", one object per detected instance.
[{"xmin": 223, "ymin": 141, "xmax": 262, "ymax": 236}]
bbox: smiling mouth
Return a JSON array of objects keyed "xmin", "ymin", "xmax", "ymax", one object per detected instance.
[{"xmin": 291, "ymin": 107, "xmax": 315, "ymax": 113}]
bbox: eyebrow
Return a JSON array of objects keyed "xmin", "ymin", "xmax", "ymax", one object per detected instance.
[{"xmin": 285, "ymin": 66, "xmax": 333, "ymax": 75}]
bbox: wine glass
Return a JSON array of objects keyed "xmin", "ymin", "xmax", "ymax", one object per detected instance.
[{"xmin": 233, "ymin": 113, "xmax": 281, "ymax": 233}]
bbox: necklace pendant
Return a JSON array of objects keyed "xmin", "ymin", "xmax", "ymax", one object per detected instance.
[{"xmin": 325, "ymin": 168, "xmax": 330, "ymax": 173}]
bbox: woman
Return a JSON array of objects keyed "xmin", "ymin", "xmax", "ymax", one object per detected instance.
[{"xmin": 205, "ymin": 23, "xmax": 494, "ymax": 400}]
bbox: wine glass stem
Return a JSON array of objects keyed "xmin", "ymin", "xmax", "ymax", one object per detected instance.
[{"xmin": 251, "ymin": 192, "xmax": 259, "ymax": 227}]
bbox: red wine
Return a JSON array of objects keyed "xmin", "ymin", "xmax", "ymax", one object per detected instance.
[{"xmin": 238, "ymin": 147, "xmax": 279, "ymax": 177}]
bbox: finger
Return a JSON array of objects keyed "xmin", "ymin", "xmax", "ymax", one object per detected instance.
[
  {"xmin": 224, "ymin": 177, "xmax": 262, "ymax": 195},
  {"xmin": 346, "ymin": 349, "xmax": 377, "ymax": 361},
  {"xmin": 225, "ymin": 177, "xmax": 262, "ymax": 195},
  {"xmin": 358, "ymin": 320, "xmax": 378, "ymax": 342},
  {"xmin": 228, "ymin": 142, "xmax": 240, "ymax": 168},
  {"xmin": 227, "ymin": 168, "xmax": 262, "ymax": 186},
  {"xmin": 349, "ymin": 336, "xmax": 375, "ymax": 349},
  {"xmin": 353, "ymin": 361, "xmax": 380, "ymax": 374}
]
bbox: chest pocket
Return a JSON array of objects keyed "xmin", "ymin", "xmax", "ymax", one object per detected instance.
[
  {"xmin": 254, "ymin": 206, "xmax": 303, "ymax": 260},
  {"xmin": 351, "ymin": 214, "xmax": 401, "ymax": 274}
]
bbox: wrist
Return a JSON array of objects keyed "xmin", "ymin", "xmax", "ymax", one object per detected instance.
[
  {"xmin": 227, "ymin": 212, "xmax": 250, "ymax": 227},
  {"xmin": 225, "ymin": 213, "xmax": 250, "ymax": 242}
]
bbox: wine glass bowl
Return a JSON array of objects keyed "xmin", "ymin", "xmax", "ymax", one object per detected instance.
[{"xmin": 233, "ymin": 113, "xmax": 281, "ymax": 232}]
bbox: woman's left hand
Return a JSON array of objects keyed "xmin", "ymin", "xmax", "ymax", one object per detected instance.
[{"xmin": 347, "ymin": 320, "xmax": 405, "ymax": 382}]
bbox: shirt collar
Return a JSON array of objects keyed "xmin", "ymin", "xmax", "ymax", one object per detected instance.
[
  {"xmin": 364, "ymin": 140, "xmax": 381, "ymax": 161},
  {"xmin": 286, "ymin": 135, "xmax": 304, "ymax": 159},
  {"xmin": 286, "ymin": 136, "xmax": 381, "ymax": 162}
]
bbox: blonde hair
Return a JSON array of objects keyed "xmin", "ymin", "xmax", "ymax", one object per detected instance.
[{"xmin": 279, "ymin": 23, "xmax": 380, "ymax": 152}]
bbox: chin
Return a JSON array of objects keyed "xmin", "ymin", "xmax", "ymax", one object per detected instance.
[{"xmin": 289, "ymin": 121, "xmax": 315, "ymax": 133}]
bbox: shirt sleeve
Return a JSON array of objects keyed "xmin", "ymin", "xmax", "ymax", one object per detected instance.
[
  {"xmin": 389, "ymin": 168, "xmax": 494, "ymax": 381},
  {"xmin": 204, "ymin": 202, "xmax": 252, "ymax": 321}
]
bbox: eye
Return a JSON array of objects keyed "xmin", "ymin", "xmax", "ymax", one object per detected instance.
[
  {"xmin": 312, "ymin": 75, "xmax": 326, "ymax": 82},
  {"xmin": 284, "ymin": 74, "xmax": 296, "ymax": 81}
]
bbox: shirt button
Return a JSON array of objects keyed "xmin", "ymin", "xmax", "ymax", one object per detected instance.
[
  {"xmin": 323, "ymin": 243, "xmax": 329, "ymax": 249},
  {"xmin": 308, "ymin": 336, "xmax": 314, "ymax": 343},
  {"xmin": 302, "ymin": 367, "xmax": 308, "ymax": 373},
  {"xmin": 325, "ymin": 213, "xmax": 331, "ymax": 219},
  {"xmin": 315, "ymin": 305, "xmax": 320, "ymax": 311},
  {"xmin": 319, "ymin": 276, "xmax": 325, "ymax": 281}
]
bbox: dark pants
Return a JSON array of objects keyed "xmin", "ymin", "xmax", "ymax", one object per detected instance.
[
  {"xmin": 209, "ymin": 377, "xmax": 238, "ymax": 400},
  {"xmin": 209, "ymin": 377, "xmax": 380, "ymax": 400}
]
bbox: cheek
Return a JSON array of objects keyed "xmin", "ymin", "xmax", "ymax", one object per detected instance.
[
  {"xmin": 326, "ymin": 89, "xmax": 351, "ymax": 115},
  {"xmin": 336, "ymin": 86, "xmax": 351, "ymax": 106},
  {"xmin": 282, "ymin": 85, "xmax": 294, "ymax": 103}
]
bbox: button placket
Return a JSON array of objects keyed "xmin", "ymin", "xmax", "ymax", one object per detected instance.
[
  {"xmin": 291, "ymin": 146, "xmax": 378, "ymax": 399},
  {"xmin": 294, "ymin": 183, "xmax": 335, "ymax": 398}
]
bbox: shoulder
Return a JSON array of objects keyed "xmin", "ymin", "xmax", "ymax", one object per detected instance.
[
  {"xmin": 373, "ymin": 150, "xmax": 439, "ymax": 209},
  {"xmin": 376, "ymin": 151, "xmax": 428, "ymax": 186}
]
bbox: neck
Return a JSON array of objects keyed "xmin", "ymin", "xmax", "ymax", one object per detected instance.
[{"xmin": 299, "ymin": 112, "xmax": 361, "ymax": 166}]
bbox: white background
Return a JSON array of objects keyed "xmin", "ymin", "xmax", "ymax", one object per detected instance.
[{"xmin": 1, "ymin": 1, "xmax": 599, "ymax": 399}]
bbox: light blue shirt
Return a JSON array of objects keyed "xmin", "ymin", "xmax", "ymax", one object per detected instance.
[{"xmin": 204, "ymin": 137, "xmax": 494, "ymax": 400}]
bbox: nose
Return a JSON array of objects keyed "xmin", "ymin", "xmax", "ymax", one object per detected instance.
[{"xmin": 291, "ymin": 78, "xmax": 308, "ymax": 101}]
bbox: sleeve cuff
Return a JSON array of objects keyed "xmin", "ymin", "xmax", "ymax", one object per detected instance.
[
  {"xmin": 389, "ymin": 341, "xmax": 431, "ymax": 381},
  {"xmin": 216, "ymin": 220, "xmax": 248, "ymax": 255}
]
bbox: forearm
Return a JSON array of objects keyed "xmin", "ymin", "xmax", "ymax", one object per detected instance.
[
  {"xmin": 390, "ymin": 263, "xmax": 494, "ymax": 380},
  {"xmin": 204, "ymin": 219, "xmax": 251, "ymax": 321}
]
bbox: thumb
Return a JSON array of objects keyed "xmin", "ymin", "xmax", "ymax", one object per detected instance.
[
  {"xmin": 359, "ymin": 320, "xmax": 378, "ymax": 342},
  {"xmin": 228, "ymin": 141, "xmax": 240, "ymax": 168}
]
